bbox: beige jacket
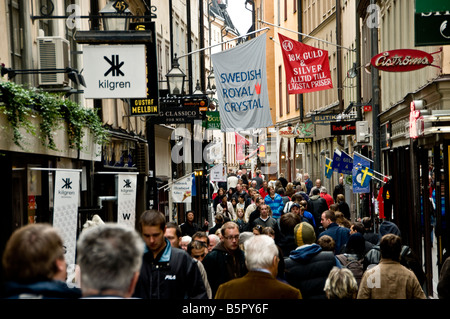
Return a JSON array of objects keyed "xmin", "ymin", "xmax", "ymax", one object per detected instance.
[{"xmin": 357, "ymin": 259, "xmax": 426, "ymax": 299}]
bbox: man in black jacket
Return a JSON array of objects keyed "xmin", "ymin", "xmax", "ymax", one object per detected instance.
[
  {"xmin": 308, "ymin": 188, "xmax": 328, "ymax": 234},
  {"xmin": 202, "ymin": 221, "xmax": 248, "ymax": 297},
  {"xmin": 133, "ymin": 210, "xmax": 208, "ymax": 299},
  {"xmin": 180, "ymin": 210, "xmax": 209, "ymax": 237}
]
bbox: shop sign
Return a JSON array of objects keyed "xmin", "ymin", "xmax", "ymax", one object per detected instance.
[
  {"xmin": 370, "ymin": 49, "xmax": 434, "ymax": 72},
  {"xmin": 415, "ymin": 11, "xmax": 450, "ymax": 46},
  {"xmin": 295, "ymin": 137, "xmax": 313, "ymax": 143},
  {"xmin": 148, "ymin": 96, "xmax": 207, "ymax": 124},
  {"xmin": 206, "ymin": 111, "xmax": 221, "ymax": 130},
  {"xmin": 330, "ymin": 121, "xmax": 356, "ymax": 136},
  {"xmin": 83, "ymin": 45, "xmax": 147, "ymax": 98},
  {"xmin": 279, "ymin": 125, "xmax": 300, "ymax": 138}
]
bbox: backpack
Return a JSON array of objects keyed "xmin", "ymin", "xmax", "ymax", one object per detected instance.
[{"xmin": 336, "ymin": 254, "xmax": 364, "ymax": 286}]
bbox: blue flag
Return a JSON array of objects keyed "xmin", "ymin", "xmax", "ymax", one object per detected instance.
[
  {"xmin": 352, "ymin": 152, "xmax": 373, "ymax": 193},
  {"xmin": 325, "ymin": 157, "xmax": 333, "ymax": 179},
  {"xmin": 332, "ymin": 149, "xmax": 341, "ymax": 172},
  {"xmin": 340, "ymin": 151, "xmax": 353, "ymax": 175},
  {"xmin": 191, "ymin": 173, "xmax": 196, "ymax": 196}
]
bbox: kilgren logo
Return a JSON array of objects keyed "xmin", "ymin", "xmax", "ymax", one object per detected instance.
[
  {"xmin": 104, "ymin": 55, "xmax": 125, "ymax": 76},
  {"xmin": 61, "ymin": 178, "xmax": 73, "ymax": 189},
  {"xmin": 123, "ymin": 179, "xmax": 132, "ymax": 188}
]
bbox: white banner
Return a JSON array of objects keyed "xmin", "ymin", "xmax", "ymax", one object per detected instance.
[
  {"xmin": 210, "ymin": 163, "xmax": 227, "ymax": 182},
  {"xmin": 52, "ymin": 170, "xmax": 80, "ymax": 268},
  {"xmin": 172, "ymin": 175, "xmax": 193, "ymax": 203},
  {"xmin": 83, "ymin": 45, "xmax": 147, "ymax": 99},
  {"xmin": 211, "ymin": 34, "xmax": 273, "ymax": 132},
  {"xmin": 117, "ymin": 174, "xmax": 137, "ymax": 228}
]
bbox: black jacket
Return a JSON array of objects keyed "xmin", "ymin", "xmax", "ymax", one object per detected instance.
[
  {"xmin": 133, "ymin": 239, "xmax": 208, "ymax": 299},
  {"xmin": 308, "ymin": 195, "xmax": 328, "ymax": 228},
  {"xmin": 202, "ymin": 241, "xmax": 247, "ymax": 297},
  {"xmin": 284, "ymin": 244, "xmax": 337, "ymax": 299}
]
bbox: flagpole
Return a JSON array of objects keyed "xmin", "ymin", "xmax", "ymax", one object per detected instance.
[
  {"xmin": 354, "ymin": 163, "xmax": 390, "ymax": 181},
  {"xmin": 177, "ymin": 27, "xmax": 270, "ymax": 59},
  {"xmin": 258, "ymin": 20, "xmax": 355, "ymax": 52}
]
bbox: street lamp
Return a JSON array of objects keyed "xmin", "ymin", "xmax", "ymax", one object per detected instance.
[
  {"xmin": 207, "ymin": 68, "xmax": 216, "ymax": 92},
  {"xmin": 99, "ymin": 0, "xmax": 132, "ymax": 31},
  {"xmin": 166, "ymin": 54, "xmax": 186, "ymax": 96}
]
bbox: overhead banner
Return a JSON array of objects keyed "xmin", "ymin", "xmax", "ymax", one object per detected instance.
[
  {"xmin": 117, "ymin": 174, "xmax": 137, "ymax": 228},
  {"xmin": 52, "ymin": 170, "xmax": 80, "ymax": 268},
  {"xmin": 211, "ymin": 34, "xmax": 273, "ymax": 132},
  {"xmin": 278, "ymin": 33, "xmax": 333, "ymax": 94},
  {"xmin": 172, "ymin": 175, "xmax": 193, "ymax": 203}
]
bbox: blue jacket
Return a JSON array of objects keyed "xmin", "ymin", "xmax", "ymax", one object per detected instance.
[
  {"xmin": 264, "ymin": 193, "xmax": 284, "ymax": 219},
  {"xmin": 318, "ymin": 223, "xmax": 351, "ymax": 254}
]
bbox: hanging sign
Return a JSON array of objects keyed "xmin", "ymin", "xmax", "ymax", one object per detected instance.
[
  {"xmin": 279, "ymin": 125, "xmax": 300, "ymax": 138},
  {"xmin": 210, "ymin": 163, "xmax": 227, "ymax": 182},
  {"xmin": 370, "ymin": 49, "xmax": 434, "ymax": 72},
  {"xmin": 330, "ymin": 121, "xmax": 356, "ymax": 135},
  {"xmin": 172, "ymin": 175, "xmax": 193, "ymax": 203},
  {"xmin": 117, "ymin": 174, "xmax": 137, "ymax": 228},
  {"xmin": 83, "ymin": 45, "xmax": 147, "ymax": 98},
  {"xmin": 52, "ymin": 170, "xmax": 80, "ymax": 268},
  {"xmin": 278, "ymin": 33, "xmax": 333, "ymax": 94}
]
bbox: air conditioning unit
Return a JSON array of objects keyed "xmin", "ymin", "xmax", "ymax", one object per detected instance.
[
  {"xmin": 37, "ymin": 36, "xmax": 70, "ymax": 86},
  {"xmin": 356, "ymin": 121, "xmax": 370, "ymax": 143}
]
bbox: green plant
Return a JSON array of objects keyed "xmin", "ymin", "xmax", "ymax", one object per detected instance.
[
  {"xmin": 0, "ymin": 81, "xmax": 36, "ymax": 148},
  {"xmin": 0, "ymin": 81, "xmax": 109, "ymax": 151}
]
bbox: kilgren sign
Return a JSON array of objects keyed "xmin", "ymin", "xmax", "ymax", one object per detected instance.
[
  {"xmin": 370, "ymin": 49, "xmax": 434, "ymax": 72},
  {"xmin": 83, "ymin": 45, "xmax": 147, "ymax": 99}
]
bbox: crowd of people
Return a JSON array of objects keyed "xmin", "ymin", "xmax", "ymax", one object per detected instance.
[{"xmin": 1, "ymin": 169, "xmax": 450, "ymax": 300}]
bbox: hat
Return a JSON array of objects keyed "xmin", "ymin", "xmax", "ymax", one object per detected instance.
[
  {"xmin": 379, "ymin": 221, "xmax": 401, "ymax": 237},
  {"xmin": 294, "ymin": 222, "xmax": 316, "ymax": 247},
  {"xmin": 289, "ymin": 203, "xmax": 301, "ymax": 211}
]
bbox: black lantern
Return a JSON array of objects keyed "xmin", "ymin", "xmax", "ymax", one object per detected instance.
[
  {"xmin": 99, "ymin": 0, "xmax": 132, "ymax": 31},
  {"xmin": 166, "ymin": 54, "xmax": 186, "ymax": 96}
]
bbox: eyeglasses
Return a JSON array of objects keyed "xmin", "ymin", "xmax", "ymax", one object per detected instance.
[{"xmin": 223, "ymin": 235, "xmax": 240, "ymax": 241}]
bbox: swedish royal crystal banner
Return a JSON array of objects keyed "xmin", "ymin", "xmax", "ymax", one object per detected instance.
[
  {"xmin": 52, "ymin": 170, "xmax": 80, "ymax": 268},
  {"xmin": 211, "ymin": 34, "xmax": 273, "ymax": 132},
  {"xmin": 278, "ymin": 33, "xmax": 333, "ymax": 94},
  {"xmin": 117, "ymin": 174, "xmax": 137, "ymax": 228}
]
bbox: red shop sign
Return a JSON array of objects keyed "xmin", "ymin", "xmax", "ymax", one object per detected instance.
[{"xmin": 371, "ymin": 49, "xmax": 433, "ymax": 72}]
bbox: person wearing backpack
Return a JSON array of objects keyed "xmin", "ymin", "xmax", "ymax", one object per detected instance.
[
  {"xmin": 363, "ymin": 221, "xmax": 426, "ymax": 287},
  {"xmin": 336, "ymin": 233, "xmax": 365, "ymax": 287}
]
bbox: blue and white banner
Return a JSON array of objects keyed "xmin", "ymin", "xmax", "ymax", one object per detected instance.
[
  {"xmin": 340, "ymin": 151, "xmax": 353, "ymax": 175},
  {"xmin": 211, "ymin": 34, "xmax": 273, "ymax": 132},
  {"xmin": 353, "ymin": 152, "xmax": 373, "ymax": 193}
]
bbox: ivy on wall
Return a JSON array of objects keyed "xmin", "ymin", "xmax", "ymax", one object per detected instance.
[{"xmin": 0, "ymin": 81, "xmax": 109, "ymax": 151}]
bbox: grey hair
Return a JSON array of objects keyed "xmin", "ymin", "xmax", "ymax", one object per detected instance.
[
  {"xmin": 244, "ymin": 235, "xmax": 278, "ymax": 271},
  {"xmin": 324, "ymin": 266, "xmax": 358, "ymax": 299},
  {"xmin": 76, "ymin": 223, "xmax": 145, "ymax": 294}
]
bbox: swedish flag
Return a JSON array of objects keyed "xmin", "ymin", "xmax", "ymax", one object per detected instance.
[
  {"xmin": 355, "ymin": 165, "xmax": 374, "ymax": 187},
  {"xmin": 325, "ymin": 157, "xmax": 333, "ymax": 179}
]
